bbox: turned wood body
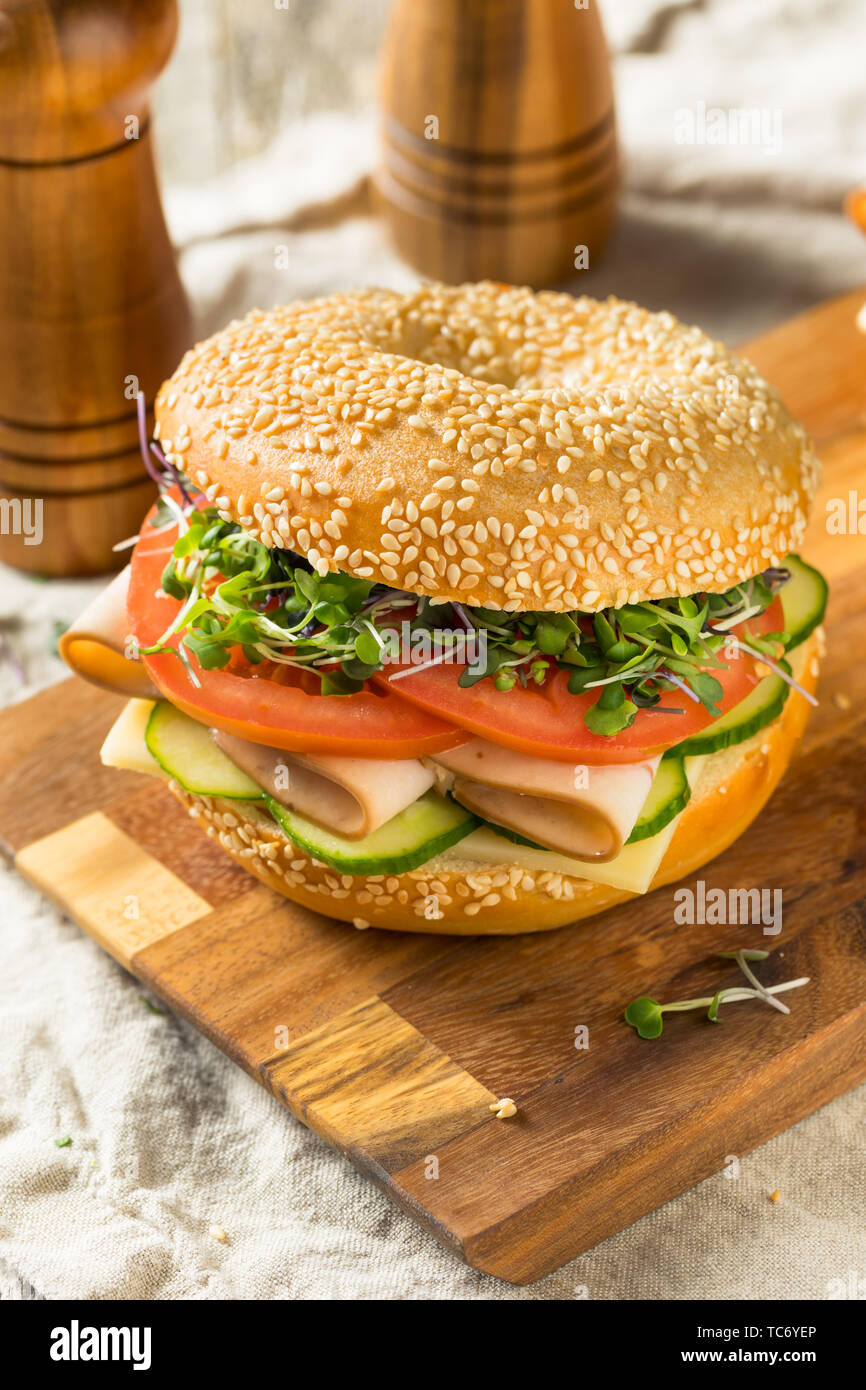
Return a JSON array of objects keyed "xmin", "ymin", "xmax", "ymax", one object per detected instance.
[
  {"xmin": 375, "ymin": 0, "xmax": 618, "ymax": 288},
  {"xmin": 0, "ymin": 0, "xmax": 192, "ymax": 575}
]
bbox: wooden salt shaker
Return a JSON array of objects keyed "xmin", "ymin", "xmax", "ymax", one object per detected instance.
[
  {"xmin": 0, "ymin": 0, "xmax": 192, "ymax": 576},
  {"xmin": 375, "ymin": 0, "xmax": 618, "ymax": 288}
]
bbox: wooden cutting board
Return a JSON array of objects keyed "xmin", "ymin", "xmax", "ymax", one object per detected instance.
[{"xmin": 2, "ymin": 288, "xmax": 865, "ymax": 1285}]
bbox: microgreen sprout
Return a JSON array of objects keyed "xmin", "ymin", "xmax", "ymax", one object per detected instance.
[
  {"xmin": 138, "ymin": 506, "xmax": 417, "ymax": 695},
  {"xmin": 727, "ymin": 637, "xmax": 818, "ymax": 708},
  {"xmin": 140, "ymin": 482, "xmax": 791, "ymax": 731},
  {"xmin": 139, "ymin": 995, "xmax": 165, "ymax": 1016},
  {"xmin": 716, "ymin": 948, "xmax": 791, "ymax": 1014},
  {"xmin": 136, "ymin": 391, "xmax": 193, "ymax": 506},
  {"xmin": 624, "ymin": 952, "xmax": 810, "ymax": 1038},
  {"xmin": 455, "ymin": 572, "xmax": 785, "ymax": 734}
]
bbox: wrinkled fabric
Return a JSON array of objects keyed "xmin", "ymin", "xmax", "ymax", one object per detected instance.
[{"xmin": 1, "ymin": 0, "xmax": 864, "ymax": 1300}]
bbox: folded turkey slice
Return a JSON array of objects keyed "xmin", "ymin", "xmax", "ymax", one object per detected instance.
[
  {"xmin": 432, "ymin": 739, "xmax": 659, "ymax": 862},
  {"xmin": 58, "ymin": 565, "xmax": 159, "ymax": 699},
  {"xmin": 213, "ymin": 731, "xmax": 435, "ymax": 839}
]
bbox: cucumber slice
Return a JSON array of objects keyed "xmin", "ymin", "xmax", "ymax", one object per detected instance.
[
  {"xmin": 626, "ymin": 758, "xmax": 690, "ymax": 843},
  {"xmin": 266, "ymin": 791, "xmax": 478, "ymax": 875},
  {"xmin": 145, "ymin": 702, "xmax": 265, "ymax": 800},
  {"xmin": 780, "ymin": 553, "xmax": 828, "ymax": 651},
  {"xmin": 663, "ymin": 666, "xmax": 790, "ymax": 759},
  {"xmin": 657, "ymin": 554, "xmax": 824, "ymax": 760},
  {"xmin": 476, "ymin": 761, "xmax": 690, "ymax": 851},
  {"xmin": 479, "ymin": 820, "xmax": 547, "ymax": 851}
]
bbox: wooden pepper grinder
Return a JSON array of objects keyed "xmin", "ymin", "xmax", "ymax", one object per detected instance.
[
  {"xmin": 0, "ymin": 0, "xmax": 193, "ymax": 576},
  {"xmin": 375, "ymin": 0, "xmax": 619, "ymax": 288}
]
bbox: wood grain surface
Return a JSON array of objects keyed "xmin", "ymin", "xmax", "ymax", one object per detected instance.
[
  {"xmin": 0, "ymin": 287, "xmax": 864, "ymax": 1283},
  {"xmin": 0, "ymin": 0, "xmax": 192, "ymax": 575},
  {"xmin": 375, "ymin": 0, "xmax": 618, "ymax": 286}
]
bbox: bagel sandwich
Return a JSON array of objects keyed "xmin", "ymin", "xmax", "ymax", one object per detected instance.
[{"xmin": 61, "ymin": 283, "xmax": 827, "ymax": 935}]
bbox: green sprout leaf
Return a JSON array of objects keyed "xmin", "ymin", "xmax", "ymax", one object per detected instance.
[
  {"xmin": 535, "ymin": 615, "xmax": 575, "ymax": 655},
  {"xmin": 567, "ymin": 665, "xmax": 605, "ymax": 694},
  {"xmin": 584, "ymin": 681, "xmax": 638, "ymax": 735},
  {"xmin": 353, "ymin": 630, "xmax": 382, "ymax": 666},
  {"xmin": 683, "ymin": 669, "xmax": 725, "ymax": 716},
  {"xmin": 707, "ymin": 992, "xmax": 724, "ymax": 1023},
  {"xmin": 141, "ymin": 497, "xmax": 786, "ymax": 730},
  {"xmin": 624, "ymin": 952, "xmax": 810, "ymax": 1040},
  {"xmin": 624, "ymin": 996, "xmax": 664, "ymax": 1039}
]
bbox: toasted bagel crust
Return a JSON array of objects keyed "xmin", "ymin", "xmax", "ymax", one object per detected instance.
[
  {"xmin": 167, "ymin": 631, "xmax": 821, "ymax": 935},
  {"xmin": 155, "ymin": 283, "xmax": 820, "ymax": 613}
]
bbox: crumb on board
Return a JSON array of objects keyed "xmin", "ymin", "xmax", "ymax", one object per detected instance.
[
  {"xmin": 489, "ymin": 1097, "xmax": 518, "ymax": 1120},
  {"xmin": 833, "ymin": 691, "xmax": 852, "ymax": 711},
  {"xmin": 209, "ymin": 1224, "xmax": 228, "ymax": 1242},
  {"xmin": 769, "ymin": 1189, "xmax": 781, "ymax": 1204}
]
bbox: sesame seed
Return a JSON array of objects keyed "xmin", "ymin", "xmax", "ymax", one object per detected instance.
[{"xmin": 155, "ymin": 284, "xmax": 815, "ymax": 613}]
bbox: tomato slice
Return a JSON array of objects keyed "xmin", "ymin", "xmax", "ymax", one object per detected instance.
[
  {"xmin": 127, "ymin": 502, "xmax": 463, "ymax": 759},
  {"xmin": 371, "ymin": 599, "xmax": 786, "ymax": 764}
]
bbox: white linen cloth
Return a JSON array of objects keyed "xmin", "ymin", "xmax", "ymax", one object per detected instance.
[{"xmin": 1, "ymin": 0, "xmax": 864, "ymax": 1300}]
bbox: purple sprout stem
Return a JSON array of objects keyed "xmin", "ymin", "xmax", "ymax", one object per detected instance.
[
  {"xmin": 450, "ymin": 602, "xmax": 475, "ymax": 631},
  {"xmin": 136, "ymin": 391, "xmax": 193, "ymax": 505},
  {"xmin": 658, "ymin": 667, "xmax": 701, "ymax": 704},
  {"xmin": 150, "ymin": 439, "xmax": 194, "ymax": 506}
]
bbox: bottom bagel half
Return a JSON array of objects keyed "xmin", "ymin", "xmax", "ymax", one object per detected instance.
[{"xmin": 168, "ymin": 631, "xmax": 822, "ymax": 936}]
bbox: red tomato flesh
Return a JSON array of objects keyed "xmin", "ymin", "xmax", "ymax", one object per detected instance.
[
  {"xmin": 127, "ymin": 494, "xmax": 785, "ymax": 765},
  {"xmin": 127, "ymin": 503, "xmax": 463, "ymax": 758},
  {"xmin": 371, "ymin": 598, "xmax": 786, "ymax": 764}
]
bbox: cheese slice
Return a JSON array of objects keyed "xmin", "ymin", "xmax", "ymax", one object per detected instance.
[
  {"xmin": 100, "ymin": 701, "xmax": 435, "ymax": 840},
  {"xmin": 207, "ymin": 732, "xmax": 436, "ymax": 840},
  {"xmin": 439, "ymin": 756, "xmax": 708, "ymax": 894},
  {"xmin": 59, "ymin": 566, "xmax": 159, "ymax": 699},
  {"xmin": 100, "ymin": 698, "xmax": 163, "ymax": 777},
  {"xmin": 101, "ymin": 697, "xmax": 708, "ymax": 895},
  {"xmin": 432, "ymin": 738, "xmax": 659, "ymax": 862}
]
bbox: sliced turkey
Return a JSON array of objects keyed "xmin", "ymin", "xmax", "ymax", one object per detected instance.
[
  {"xmin": 432, "ymin": 738, "xmax": 659, "ymax": 862},
  {"xmin": 213, "ymin": 731, "xmax": 434, "ymax": 839},
  {"xmin": 58, "ymin": 565, "xmax": 158, "ymax": 699}
]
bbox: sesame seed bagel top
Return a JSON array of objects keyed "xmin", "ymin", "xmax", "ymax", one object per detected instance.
[{"xmin": 155, "ymin": 282, "xmax": 820, "ymax": 612}]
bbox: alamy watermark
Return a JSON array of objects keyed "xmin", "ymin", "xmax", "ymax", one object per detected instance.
[
  {"xmin": 379, "ymin": 621, "xmax": 487, "ymax": 678},
  {"xmin": 674, "ymin": 101, "xmax": 783, "ymax": 156},
  {"xmin": 0, "ymin": 497, "xmax": 42, "ymax": 546},
  {"xmin": 826, "ymin": 490, "xmax": 866, "ymax": 535},
  {"xmin": 674, "ymin": 879, "xmax": 783, "ymax": 936},
  {"xmin": 50, "ymin": 1321, "xmax": 151, "ymax": 1370}
]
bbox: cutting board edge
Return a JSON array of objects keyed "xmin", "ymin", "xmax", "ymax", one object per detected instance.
[
  {"xmin": 1, "ymin": 286, "xmax": 865, "ymax": 1285},
  {"xmin": 128, "ymin": 907, "xmax": 866, "ymax": 1285},
  {"xmin": 428, "ymin": 1003, "xmax": 866, "ymax": 1284}
]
